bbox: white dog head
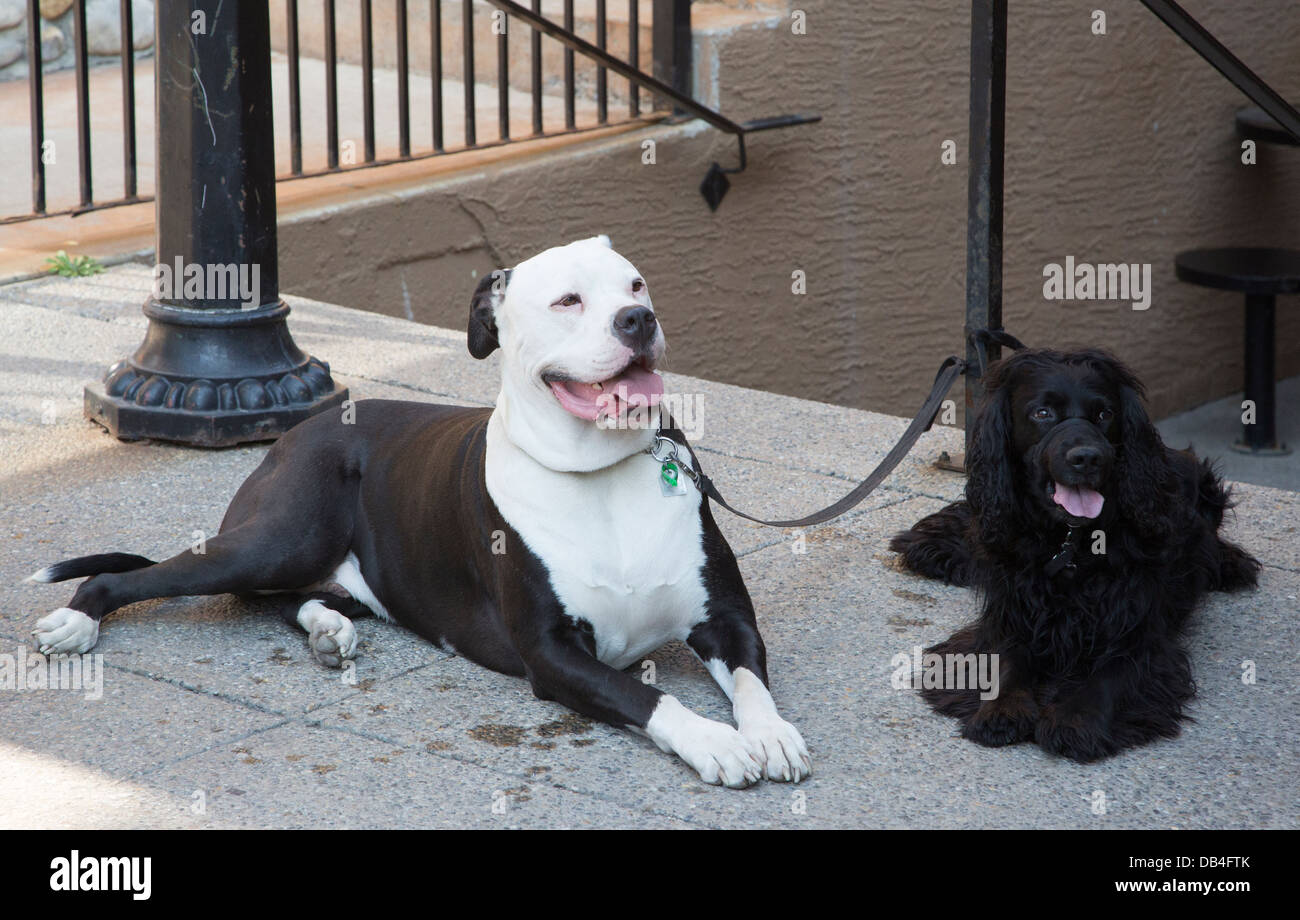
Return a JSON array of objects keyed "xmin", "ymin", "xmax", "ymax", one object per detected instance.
[{"xmin": 468, "ymin": 236, "xmax": 667, "ymax": 471}]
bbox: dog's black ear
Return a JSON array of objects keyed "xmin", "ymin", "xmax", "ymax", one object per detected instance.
[
  {"xmin": 1114, "ymin": 378, "xmax": 1176, "ymax": 539},
  {"xmin": 964, "ymin": 366, "xmax": 1018, "ymax": 547},
  {"xmin": 468, "ymin": 269, "xmax": 509, "ymax": 359}
]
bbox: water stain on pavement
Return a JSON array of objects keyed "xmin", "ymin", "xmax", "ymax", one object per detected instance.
[
  {"xmin": 468, "ymin": 723, "xmax": 529, "ymax": 746},
  {"xmin": 536, "ymin": 713, "xmax": 593, "ymax": 738}
]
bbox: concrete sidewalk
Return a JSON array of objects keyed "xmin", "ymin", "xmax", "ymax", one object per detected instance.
[{"xmin": 1, "ymin": 266, "xmax": 1296, "ymax": 829}]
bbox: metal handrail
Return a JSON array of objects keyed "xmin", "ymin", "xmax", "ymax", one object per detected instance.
[
  {"xmin": 1138, "ymin": 0, "xmax": 1300, "ymax": 142},
  {"xmin": 483, "ymin": 0, "xmax": 820, "ymax": 209}
]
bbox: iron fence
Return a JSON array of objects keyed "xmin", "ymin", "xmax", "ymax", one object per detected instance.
[{"xmin": 5, "ymin": 0, "xmax": 685, "ymax": 225}]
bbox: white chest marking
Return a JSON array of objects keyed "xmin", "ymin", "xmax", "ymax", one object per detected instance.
[
  {"xmin": 485, "ymin": 415, "xmax": 710, "ymax": 670},
  {"xmin": 321, "ymin": 552, "xmax": 393, "ymax": 622}
]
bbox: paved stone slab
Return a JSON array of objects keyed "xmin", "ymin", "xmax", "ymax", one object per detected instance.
[
  {"xmin": 0, "ymin": 741, "xmax": 203, "ymax": 830},
  {"xmin": 146, "ymin": 722, "xmax": 694, "ymax": 829},
  {"xmin": 14, "ymin": 593, "xmax": 450, "ymax": 718},
  {"xmin": 0, "ymin": 668, "xmax": 283, "ymax": 779},
  {"xmin": 1226, "ymin": 486, "xmax": 1300, "ymax": 573},
  {"xmin": 307, "ymin": 651, "xmax": 817, "ymax": 828}
]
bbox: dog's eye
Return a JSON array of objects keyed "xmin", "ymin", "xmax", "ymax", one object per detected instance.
[
  {"xmin": 1032, "ymin": 407, "xmax": 1054, "ymax": 421},
  {"xmin": 632, "ymin": 279, "xmax": 645, "ymax": 293},
  {"xmin": 1097, "ymin": 408, "xmax": 1114, "ymax": 423},
  {"xmin": 553, "ymin": 293, "xmax": 581, "ymax": 309}
]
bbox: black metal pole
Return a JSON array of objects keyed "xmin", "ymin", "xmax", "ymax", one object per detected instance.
[
  {"xmin": 964, "ymin": 0, "xmax": 1006, "ymax": 453},
  {"xmin": 563, "ymin": 0, "xmax": 575, "ymax": 130},
  {"xmin": 325, "ymin": 0, "xmax": 339, "ymax": 168},
  {"xmin": 596, "ymin": 0, "xmax": 607, "ymax": 124},
  {"xmin": 398, "ymin": 0, "xmax": 411, "ymax": 156},
  {"xmin": 530, "ymin": 0, "xmax": 542, "ymax": 135},
  {"xmin": 84, "ymin": 0, "xmax": 347, "ymax": 447},
  {"xmin": 628, "ymin": 0, "xmax": 639, "ymax": 117},
  {"xmin": 72, "ymin": 0, "xmax": 91, "ymax": 207},
  {"xmin": 286, "ymin": 0, "xmax": 302, "ymax": 174},
  {"xmin": 497, "ymin": 8, "xmax": 509, "ymax": 141},
  {"xmin": 361, "ymin": 0, "xmax": 376, "ymax": 163},
  {"xmin": 464, "ymin": 0, "xmax": 476, "ymax": 146},
  {"xmin": 652, "ymin": 0, "xmax": 691, "ymax": 117},
  {"xmin": 120, "ymin": 0, "xmax": 137, "ymax": 198},
  {"xmin": 26, "ymin": 0, "xmax": 45, "ymax": 214},
  {"xmin": 433, "ymin": 0, "xmax": 445, "ymax": 151},
  {"xmin": 1241, "ymin": 294, "xmax": 1277, "ymax": 451}
]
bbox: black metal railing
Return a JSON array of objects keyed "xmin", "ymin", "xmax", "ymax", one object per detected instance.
[
  {"xmin": 961, "ymin": 0, "xmax": 1300, "ymax": 454},
  {"xmin": 1138, "ymin": 0, "xmax": 1300, "ymax": 142},
  {"xmin": 19, "ymin": 0, "xmax": 145, "ymax": 222},
  {"xmin": 7, "ymin": 0, "xmax": 815, "ymax": 225}
]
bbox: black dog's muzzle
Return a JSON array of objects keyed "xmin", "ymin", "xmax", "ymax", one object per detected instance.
[{"xmin": 1038, "ymin": 417, "xmax": 1114, "ymax": 488}]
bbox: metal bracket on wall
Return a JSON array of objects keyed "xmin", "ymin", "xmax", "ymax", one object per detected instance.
[
  {"xmin": 484, "ymin": 0, "xmax": 820, "ymax": 211},
  {"xmin": 699, "ymin": 114, "xmax": 823, "ymax": 211}
]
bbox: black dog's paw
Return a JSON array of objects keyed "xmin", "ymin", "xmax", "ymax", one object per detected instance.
[
  {"xmin": 921, "ymin": 684, "xmax": 982, "ymax": 720},
  {"xmin": 888, "ymin": 502, "xmax": 975, "ymax": 587},
  {"xmin": 963, "ymin": 713, "xmax": 1033, "ymax": 747},
  {"xmin": 1034, "ymin": 707, "xmax": 1120, "ymax": 763},
  {"xmin": 961, "ymin": 692, "xmax": 1038, "ymax": 747},
  {"xmin": 918, "ymin": 628, "xmax": 985, "ymax": 719}
]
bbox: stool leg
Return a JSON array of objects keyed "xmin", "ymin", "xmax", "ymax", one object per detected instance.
[{"xmin": 1241, "ymin": 293, "xmax": 1276, "ymax": 451}]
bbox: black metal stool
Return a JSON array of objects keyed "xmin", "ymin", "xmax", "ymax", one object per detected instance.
[{"xmin": 1175, "ymin": 247, "xmax": 1300, "ymax": 455}]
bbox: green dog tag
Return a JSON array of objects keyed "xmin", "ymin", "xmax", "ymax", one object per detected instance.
[{"xmin": 660, "ymin": 461, "xmax": 688, "ymax": 496}]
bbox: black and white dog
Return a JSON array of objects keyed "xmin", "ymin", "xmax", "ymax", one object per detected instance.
[{"xmin": 31, "ymin": 236, "xmax": 809, "ymax": 788}]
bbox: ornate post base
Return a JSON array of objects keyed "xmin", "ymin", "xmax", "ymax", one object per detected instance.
[{"xmin": 84, "ymin": 298, "xmax": 348, "ymax": 447}]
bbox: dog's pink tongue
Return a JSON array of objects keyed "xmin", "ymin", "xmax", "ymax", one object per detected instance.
[
  {"xmin": 591, "ymin": 365, "xmax": 664, "ymax": 414},
  {"xmin": 553, "ymin": 366, "xmax": 664, "ymax": 421},
  {"xmin": 1052, "ymin": 482, "xmax": 1104, "ymax": 519},
  {"xmin": 613, "ymin": 364, "xmax": 664, "ymax": 404}
]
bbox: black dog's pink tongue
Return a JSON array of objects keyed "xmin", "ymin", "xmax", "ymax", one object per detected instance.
[{"xmin": 1052, "ymin": 482, "xmax": 1104, "ymax": 519}]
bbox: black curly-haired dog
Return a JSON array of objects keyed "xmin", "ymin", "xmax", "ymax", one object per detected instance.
[{"xmin": 890, "ymin": 348, "xmax": 1260, "ymax": 762}]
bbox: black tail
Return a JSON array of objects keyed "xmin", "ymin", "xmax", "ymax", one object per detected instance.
[{"xmin": 28, "ymin": 553, "xmax": 156, "ymax": 583}]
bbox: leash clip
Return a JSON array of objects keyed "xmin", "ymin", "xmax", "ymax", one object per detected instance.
[
  {"xmin": 648, "ymin": 433, "xmax": 698, "ymax": 496},
  {"xmin": 648, "ymin": 434, "xmax": 679, "ymax": 464}
]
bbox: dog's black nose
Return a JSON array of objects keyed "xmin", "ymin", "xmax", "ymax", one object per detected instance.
[
  {"xmin": 612, "ymin": 306, "xmax": 657, "ymax": 349},
  {"xmin": 1066, "ymin": 445, "xmax": 1103, "ymax": 475}
]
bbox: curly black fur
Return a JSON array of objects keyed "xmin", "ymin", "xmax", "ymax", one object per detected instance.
[{"xmin": 889, "ymin": 348, "xmax": 1260, "ymax": 762}]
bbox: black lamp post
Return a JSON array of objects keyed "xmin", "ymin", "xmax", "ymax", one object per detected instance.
[
  {"xmin": 84, "ymin": 1, "xmax": 347, "ymax": 447},
  {"xmin": 963, "ymin": 0, "xmax": 1006, "ymax": 455}
]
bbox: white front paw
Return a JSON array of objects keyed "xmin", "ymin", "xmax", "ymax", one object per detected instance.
[
  {"xmin": 33, "ymin": 608, "xmax": 99, "ymax": 654},
  {"xmin": 684, "ymin": 720, "xmax": 764, "ymax": 788},
  {"xmin": 647, "ymin": 695, "xmax": 763, "ymax": 788},
  {"xmin": 740, "ymin": 714, "xmax": 812, "ymax": 782},
  {"xmin": 299, "ymin": 601, "xmax": 358, "ymax": 668}
]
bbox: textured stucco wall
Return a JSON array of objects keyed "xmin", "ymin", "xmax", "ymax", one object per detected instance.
[{"xmin": 279, "ymin": 0, "xmax": 1300, "ymax": 421}]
